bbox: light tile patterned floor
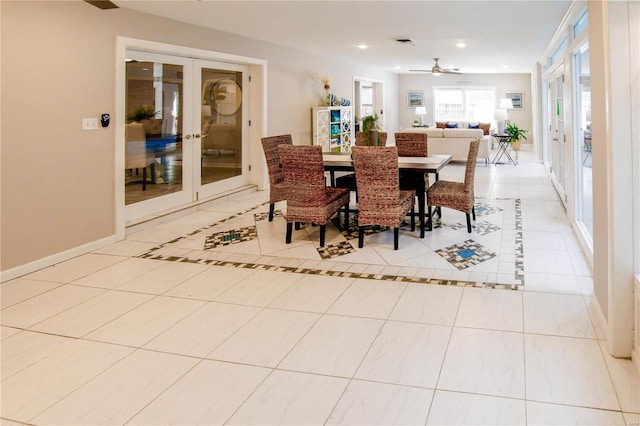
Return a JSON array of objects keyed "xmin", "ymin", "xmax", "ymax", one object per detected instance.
[{"xmin": 1, "ymin": 149, "xmax": 638, "ymax": 425}]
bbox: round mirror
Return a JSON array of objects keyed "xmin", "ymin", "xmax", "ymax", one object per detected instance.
[{"xmin": 209, "ymin": 79, "xmax": 242, "ymax": 116}]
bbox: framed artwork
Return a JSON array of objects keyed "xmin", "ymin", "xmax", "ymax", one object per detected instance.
[
  {"xmin": 407, "ymin": 90, "xmax": 424, "ymax": 108},
  {"xmin": 505, "ymin": 91, "xmax": 524, "ymax": 110}
]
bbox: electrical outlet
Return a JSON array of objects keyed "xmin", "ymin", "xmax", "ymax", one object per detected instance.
[{"xmin": 82, "ymin": 118, "xmax": 99, "ymax": 131}]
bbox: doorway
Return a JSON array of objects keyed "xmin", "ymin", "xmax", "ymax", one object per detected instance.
[
  {"xmin": 353, "ymin": 77, "xmax": 384, "ymax": 131},
  {"xmin": 123, "ymin": 51, "xmax": 249, "ymax": 222},
  {"xmin": 548, "ymin": 65, "xmax": 568, "ymax": 206}
]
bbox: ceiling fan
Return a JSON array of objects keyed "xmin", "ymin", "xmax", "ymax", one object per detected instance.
[{"xmin": 410, "ymin": 58, "xmax": 461, "ymax": 75}]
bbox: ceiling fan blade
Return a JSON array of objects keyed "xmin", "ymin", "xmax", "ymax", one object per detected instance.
[
  {"xmin": 442, "ymin": 69, "xmax": 463, "ymax": 74},
  {"xmin": 409, "ymin": 70, "xmax": 433, "ymax": 73},
  {"xmin": 84, "ymin": 0, "xmax": 119, "ymax": 10}
]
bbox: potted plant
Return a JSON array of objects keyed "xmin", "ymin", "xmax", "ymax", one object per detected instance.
[
  {"xmin": 126, "ymin": 105, "xmax": 157, "ymax": 123},
  {"xmin": 361, "ymin": 113, "xmax": 381, "ymax": 146},
  {"xmin": 505, "ymin": 122, "xmax": 527, "ymax": 151}
]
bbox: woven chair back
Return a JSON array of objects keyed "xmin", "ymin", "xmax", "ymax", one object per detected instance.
[
  {"xmin": 395, "ymin": 132, "xmax": 428, "ymax": 157},
  {"xmin": 464, "ymin": 139, "xmax": 480, "ymax": 190},
  {"xmin": 352, "ymin": 146, "xmax": 400, "ymax": 209},
  {"xmin": 278, "ymin": 144, "xmax": 326, "ymax": 207},
  {"xmin": 261, "ymin": 134, "xmax": 292, "ymax": 187}
]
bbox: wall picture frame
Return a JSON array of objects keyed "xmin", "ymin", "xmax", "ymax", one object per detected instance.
[
  {"xmin": 407, "ymin": 90, "xmax": 424, "ymax": 108},
  {"xmin": 505, "ymin": 91, "xmax": 524, "ymax": 110}
]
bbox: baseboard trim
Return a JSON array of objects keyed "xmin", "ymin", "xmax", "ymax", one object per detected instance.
[
  {"xmin": 589, "ymin": 295, "xmax": 611, "ymax": 344},
  {"xmin": 0, "ymin": 235, "xmax": 118, "ymax": 283}
]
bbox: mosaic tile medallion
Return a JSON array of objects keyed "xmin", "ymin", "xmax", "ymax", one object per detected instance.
[
  {"xmin": 435, "ymin": 239, "xmax": 497, "ymax": 270},
  {"xmin": 474, "ymin": 202, "xmax": 503, "ymax": 217},
  {"xmin": 448, "ymin": 220, "xmax": 501, "ymax": 236},
  {"xmin": 317, "ymin": 241, "xmax": 356, "ymax": 259},
  {"xmin": 204, "ymin": 226, "xmax": 258, "ymax": 249}
]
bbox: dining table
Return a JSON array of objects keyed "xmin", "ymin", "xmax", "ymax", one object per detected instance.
[{"xmin": 323, "ymin": 152, "xmax": 452, "ymax": 238}]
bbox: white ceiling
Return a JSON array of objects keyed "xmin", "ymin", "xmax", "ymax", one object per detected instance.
[{"xmin": 114, "ymin": 0, "xmax": 572, "ymax": 74}]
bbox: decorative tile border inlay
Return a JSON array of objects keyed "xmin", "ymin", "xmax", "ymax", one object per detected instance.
[
  {"xmin": 137, "ymin": 251, "xmax": 517, "ymax": 290},
  {"xmin": 514, "ymin": 199, "xmax": 524, "ymax": 286},
  {"xmin": 136, "ymin": 198, "xmax": 524, "ymax": 291},
  {"xmin": 435, "ymin": 239, "xmax": 497, "ymax": 270},
  {"xmin": 254, "ymin": 210, "xmax": 284, "ymax": 221}
]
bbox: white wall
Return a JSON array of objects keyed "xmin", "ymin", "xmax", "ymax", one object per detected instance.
[{"xmin": 398, "ymin": 73, "xmax": 533, "ymax": 143}]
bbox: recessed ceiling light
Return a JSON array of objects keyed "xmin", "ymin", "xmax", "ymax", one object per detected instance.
[
  {"xmin": 503, "ymin": 65, "xmax": 510, "ymax": 69},
  {"xmin": 394, "ymin": 65, "xmax": 401, "ymax": 70},
  {"xmin": 456, "ymin": 42, "xmax": 466, "ymax": 48},
  {"xmin": 357, "ymin": 44, "xmax": 368, "ymax": 49}
]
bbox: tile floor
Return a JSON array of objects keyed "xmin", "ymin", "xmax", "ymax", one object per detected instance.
[{"xmin": 1, "ymin": 148, "xmax": 639, "ymax": 425}]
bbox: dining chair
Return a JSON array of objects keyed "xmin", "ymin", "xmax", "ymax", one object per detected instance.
[
  {"xmin": 352, "ymin": 146, "xmax": 415, "ymax": 250},
  {"xmin": 335, "ymin": 132, "xmax": 387, "ymax": 195},
  {"xmin": 125, "ymin": 122, "xmax": 155, "ymax": 191},
  {"xmin": 395, "ymin": 132, "xmax": 430, "ymax": 227},
  {"xmin": 261, "ymin": 134, "xmax": 293, "ymax": 221},
  {"xmin": 427, "ymin": 138, "xmax": 480, "ymax": 233},
  {"xmin": 278, "ymin": 144, "xmax": 350, "ymax": 247}
]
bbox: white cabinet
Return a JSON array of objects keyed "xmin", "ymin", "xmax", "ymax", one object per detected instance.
[{"xmin": 311, "ymin": 106, "xmax": 353, "ymax": 152}]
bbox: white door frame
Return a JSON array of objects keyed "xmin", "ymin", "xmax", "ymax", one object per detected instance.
[{"xmin": 115, "ymin": 37, "xmax": 267, "ymax": 239}]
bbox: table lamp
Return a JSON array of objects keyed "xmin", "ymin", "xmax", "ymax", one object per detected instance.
[
  {"xmin": 415, "ymin": 106, "xmax": 427, "ymax": 126},
  {"xmin": 494, "ymin": 108, "xmax": 508, "ymax": 134}
]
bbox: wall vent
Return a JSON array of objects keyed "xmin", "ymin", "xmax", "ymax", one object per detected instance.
[{"xmin": 395, "ymin": 38, "xmax": 415, "ymax": 46}]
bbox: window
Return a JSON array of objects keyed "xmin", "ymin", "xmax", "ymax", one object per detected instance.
[
  {"xmin": 433, "ymin": 87, "xmax": 496, "ymax": 122},
  {"xmin": 573, "ymin": 10, "xmax": 588, "ymax": 38}
]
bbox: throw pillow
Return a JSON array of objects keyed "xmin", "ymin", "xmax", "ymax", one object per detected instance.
[
  {"xmin": 435, "ymin": 121, "xmax": 446, "ymax": 129},
  {"xmin": 468, "ymin": 123, "xmax": 480, "ymax": 129},
  {"xmin": 478, "ymin": 123, "xmax": 490, "ymax": 135},
  {"xmin": 445, "ymin": 122, "xmax": 458, "ymax": 128}
]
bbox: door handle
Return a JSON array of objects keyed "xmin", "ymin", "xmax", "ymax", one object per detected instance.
[
  {"xmin": 194, "ymin": 134, "xmax": 201, "ymax": 139},
  {"xmin": 184, "ymin": 134, "xmax": 192, "ymax": 140}
]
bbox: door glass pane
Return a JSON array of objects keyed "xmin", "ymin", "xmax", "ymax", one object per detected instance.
[
  {"xmin": 200, "ymin": 69, "xmax": 243, "ymax": 186},
  {"xmin": 576, "ymin": 46, "xmax": 593, "ymax": 239},
  {"xmin": 125, "ymin": 60, "xmax": 183, "ymax": 205}
]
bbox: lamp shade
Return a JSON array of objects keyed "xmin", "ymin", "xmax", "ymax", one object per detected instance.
[
  {"xmin": 415, "ymin": 106, "xmax": 427, "ymax": 116},
  {"xmin": 494, "ymin": 109, "xmax": 508, "ymax": 120},
  {"xmin": 499, "ymin": 98, "xmax": 514, "ymax": 109}
]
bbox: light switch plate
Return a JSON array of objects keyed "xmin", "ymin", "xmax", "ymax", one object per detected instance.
[{"xmin": 82, "ymin": 118, "xmax": 99, "ymax": 131}]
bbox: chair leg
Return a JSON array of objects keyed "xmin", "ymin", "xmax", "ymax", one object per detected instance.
[
  {"xmin": 394, "ymin": 227, "xmax": 399, "ymax": 250},
  {"xmin": 286, "ymin": 222, "xmax": 293, "ymax": 244},
  {"xmin": 472, "ymin": 206, "xmax": 476, "ymax": 221},
  {"xmin": 295, "ymin": 222, "xmax": 301, "ymax": 230},
  {"xmin": 427, "ymin": 205, "xmax": 432, "ymax": 231},
  {"xmin": 466, "ymin": 213, "xmax": 472, "ymax": 233},
  {"xmin": 142, "ymin": 166, "xmax": 147, "ymax": 191},
  {"xmin": 410, "ymin": 206, "xmax": 415, "ymax": 231},
  {"xmin": 344, "ymin": 203, "xmax": 349, "ymax": 230},
  {"xmin": 269, "ymin": 203, "xmax": 275, "ymax": 221},
  {"xmin": 358, "ymin": 226, "xmax": 365, "ymax": 248},
  {"xmin": 319, "ymin": 224, "xmax": 326, "ymax": 247}
]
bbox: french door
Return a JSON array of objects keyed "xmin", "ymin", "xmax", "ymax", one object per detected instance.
[
  {"xmin": 548, "ymin": 65, "xmax": 568, "ymax": 206},
  {"xmin": 124, "ymin": 51, "xmax": 249, "ymax": 222}
]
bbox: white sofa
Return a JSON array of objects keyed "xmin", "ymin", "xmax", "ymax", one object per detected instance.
[{"xmin": 403, "ymin": 124, "xmax": 492, "ymax": 165}]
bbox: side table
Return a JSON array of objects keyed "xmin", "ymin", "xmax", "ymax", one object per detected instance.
[{"xmin": 492, "ymin": 134, "xmax": 517, "ymax": 165}]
